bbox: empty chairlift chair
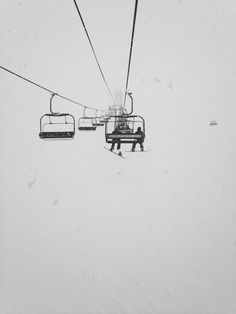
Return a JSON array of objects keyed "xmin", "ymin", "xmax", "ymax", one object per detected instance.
[
  {"xmin": 92, "ymin": 111, "xmax": 104, "ymax": 127},
  {"xmin": 92, "ymin": 118, "xmax": 104, "ymax": 127},
  {"xmin": 78, "ymin": 107, "xmax": 97, "ymax": 131},
  {"xmin": 100, "ymin": 116, "xmax": 109, "ymax": 124},
  {"xmin": 39, "ymin": 94, "xmax": 75, "ymax": 139},
  {"xmin": 98, "ymin": 109, "xmax": 110, "ymax": 124}
]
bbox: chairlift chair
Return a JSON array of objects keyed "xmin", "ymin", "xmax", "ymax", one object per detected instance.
[
  {"xmin": 100, "ymin": 117, "xmax": 109, "ymax": 123},
  {"xmin": 39, "ymin": 94, "xmax": 75, "ymax": 140},
  {"xmin": 105, "ymin": 93, "xmax": 145, "ymax": 144},
  {"xmin": 92, "ymin": 118, "xmax": 104, "ymax": 127},
  {"xmin": 90, "ymin": 110, "xmax": 104, "ymax": 127},
  {"xmin": 78, "ymin": 108, "xmax": 97, "ymax": 131},
  {"xmin": 78, "ymin": 117, "xmax": 97, "ymax": 130},
  {"xmin": 105, "ymin": 115, "xmax": 145, "ymax": 144},
  {"xmin": 92, "ymin": 111, "xmax": 105, "ymax": 126}
]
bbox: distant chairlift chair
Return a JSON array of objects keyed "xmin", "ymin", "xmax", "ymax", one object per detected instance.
[
  {"xmin": 92, "ymin": 110, "xmax": 104, "ymax": 127},
  {"xmin": 78, "ymin": 107, "xmax": 97, "ymax": 131}
]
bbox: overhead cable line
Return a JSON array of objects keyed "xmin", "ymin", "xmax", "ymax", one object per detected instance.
[
  {"xmin": 72, "ymin": 0, "xmax": 114, "ymax": 101},
  {"xmin": 123, "ymin": 0, "xmax": 139, "ymax": 108},
  {"xmin": 0, "ymin": 65, "xmax": 100, "ymax": 111}
]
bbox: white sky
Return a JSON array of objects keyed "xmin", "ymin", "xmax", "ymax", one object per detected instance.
[{"xmin": 1, "ymin": 1, "xmax": 236, "ymax": 313}]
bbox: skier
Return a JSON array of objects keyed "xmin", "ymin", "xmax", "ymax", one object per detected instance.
[
  {"xmin": 131, "ymin": 127, "xmax": 145, "ymax": 151},
  {"xmin": 110, "ymin": 126, "xmax": 121, "ymax": 151}
]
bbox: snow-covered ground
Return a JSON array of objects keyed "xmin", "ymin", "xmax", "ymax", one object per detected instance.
[{"xmin": 1, "ymin": 1, "xmax": 236, "ymax": 313}]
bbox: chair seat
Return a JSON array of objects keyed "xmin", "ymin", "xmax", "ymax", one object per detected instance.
[
  {"xmin": 39, "ymin": 131, "xmax": 74, "ymax": 139},
  {"xmin": 108, "ymin": 134, "xmax": 142, "ymax": 139},
  {"xmin": 78, "ymin": 126, "xmax": 96, "ymax": 131},
  {"xmin": 92, "ymin": 123, "xmax": 104, "ymax": 127},
  {"xmin": 106, "ymin": 133, "xmax": 143, "ymax": 144}
]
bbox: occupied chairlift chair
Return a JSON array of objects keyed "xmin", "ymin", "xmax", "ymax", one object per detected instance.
[
  {"xmin": 39, "ymin": 94, "xmax": 75, "ymax": 139},
  {"xmin": 78, "ymin": 107, "xmax": 97, "ymax": 131},
  {"xmin": 105, "ymin": 93, "xmax": 145, "ymax": 144}
]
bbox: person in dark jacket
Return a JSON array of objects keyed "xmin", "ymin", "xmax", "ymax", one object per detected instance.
[
  {"xmin": 110, "ymin": 126, "xmax": 121, "ymax": 151},
  {"xmin": 131, "ymin": 127, "xmax": 145, "ymax": 151}
]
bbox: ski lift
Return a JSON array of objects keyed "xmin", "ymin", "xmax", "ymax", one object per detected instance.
[
  {"xmin": 105, "ymin": 115, "xmax": 145, "ymax": 143},
  {"xmin": 105, "ymin": 93, "xmax": 145, "ymax": 144},
  {"xmin": 92, "ymin": 110, "xmax": 104, "ymax": 127},
  {"xmin": 99, "ymin": 109, "xmax": 110, "ymax": 123},
  {"xmin": 92, "ymin": 118, "xmax": 104, "ymax": 127},
  {"xmin": 100, "ymin": 116, "xmax": 109, "ymax": 123},
  {"xmin": 39, "ymin": 94, "xmax": 75, "ymax": 139},
  {"xmin": 78, "ymin": 107, "xmax": 97, "ymax": 131}
]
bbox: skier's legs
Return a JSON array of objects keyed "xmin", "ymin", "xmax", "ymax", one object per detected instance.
[
  {"xmin": 110, "ymin": 141, "xmax": 115, "ymax": 151},
  {"xmin": 117, "ymin": 140, "xmax": 121, "ymax": 150},
  {"xmin": 140, "ymin": 141, "xmax": 144, "ymax": 151},
  {"xmin": 132, "ymin": 140, "xmax": 137, "ymax": 151}
]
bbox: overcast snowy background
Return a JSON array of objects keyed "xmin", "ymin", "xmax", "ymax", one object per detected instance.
[{"xmin": 1, "ymin": 0, "xmax": 236, "ymax": 313}]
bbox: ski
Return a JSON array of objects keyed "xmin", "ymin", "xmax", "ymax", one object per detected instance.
[
  {"xmin": 104, "ymin": 147, "xmax": 126, "ymax": 158},
  {"xmin": 124, "ymin": 150, "xmax": 151, "ymax": 153}
]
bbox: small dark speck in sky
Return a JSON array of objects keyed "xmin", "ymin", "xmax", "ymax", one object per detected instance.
[
  {"xmin": 52, "ymin": 200, "xmax": 59, "ymax": 205},
  {"xmin": 167, "ymin": 81, "xmax": 173, "ymax": 90},
  {"xmin": 154, "ymin": 77, "xmax": 161, "ymax": 83},
  {"xmin": 28, "ymin": 178, "xmax": 36, "ymax": 188},
  {"xmin": 210, "ymin": 121, "xmax": 218, "ymax": 126}
]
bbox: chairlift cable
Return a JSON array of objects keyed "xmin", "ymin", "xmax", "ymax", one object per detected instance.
[
  {"xmin": 123, "ymin": 0, "xmax": 139, "ymax": 108},
  {"xmin": 0, "ymin": 65, "xmax": 99, "ymax": 111},
  {"xmin": 72, "ymin": 0, "xmax": 114, "ymax": 101}
]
